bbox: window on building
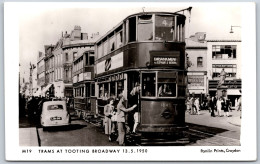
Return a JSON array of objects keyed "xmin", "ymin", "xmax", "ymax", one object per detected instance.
[
  {"xmin": 89, "ymin": 56, "xmax": 95, "ymax": 65},
  {"xmin": 197, "ymin": 57, "xmax": 203, "ymax": 67},
  {"xmin": 212, "ymin": 65, "xmax": 237, "ymax": 78},
  {"xmin": 85, "ymin": 53, "xmax": 89, "ymax": 65},
  {"xmin": 212, "ymin": 45, "xmax": 237, "ymax": 59},
  {"xmin": 137, "ymin": 15, "xmax": 153, "ymax": 41},
  {"xmin": 73, "ymin": 52, "xmax": 77, "ymax": 60},
  {"xmin": 65, "ymin": 53, "xmax": 68, "ymax": 61}
]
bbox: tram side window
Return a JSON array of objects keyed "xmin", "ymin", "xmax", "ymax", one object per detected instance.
[
  {"xmin": 117, "ymin": 81, "xmax": 124, "ymax": 98},
  {"xmin": 137, "ymin": 15, "xmax": 153, "ymax": 41},
  {"xmin": 128, "ymin": 17, "xmax": 136, "ymax": 42},
  {"xmin": 110, "ymin": 82, "xmax": 116, "ymax": 98},
  {"xmin": 142, "ymin": 73, "xmax": 156, "ymax": 97},
  {"xmin": 157, "ymin": 72, "xmax": 177, "ymax": 97},
  {"xmin": 109, "ymin": 34, "xmax": 116, "ymax": 52},
  {"xmin": 116, "ymin": 31, "xmax": 123, "ymax": 49},
  {"xmin": 155, "ymin": 15, "xmax": 174, "ymax": 41},
  {"xmin": 97, "ymin": 44, "xmax": 103, "ymax": 59},
  {"xmin": 91, "ymin": 83, "xmax": 95, "ymax": 96}
]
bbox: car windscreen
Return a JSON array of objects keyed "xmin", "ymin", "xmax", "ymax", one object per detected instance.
[{"xmin": 47, "ymin": 105, "xmax": 64, "ymax": 110}]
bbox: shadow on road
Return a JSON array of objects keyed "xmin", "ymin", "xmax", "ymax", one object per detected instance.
[{"xmin": 42, "ymin": 124, "xmax": 87, "ymax": 132}]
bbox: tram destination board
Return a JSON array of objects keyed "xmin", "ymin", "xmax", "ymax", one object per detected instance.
[{"xmin": 150, "ymin": 51, "xmax": 180, "ymax": 67}]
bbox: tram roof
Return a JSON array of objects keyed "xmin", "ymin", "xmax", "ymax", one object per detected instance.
[{"xmin": 96, "ymin": 11, "xmax": 186, "ymax": 44}]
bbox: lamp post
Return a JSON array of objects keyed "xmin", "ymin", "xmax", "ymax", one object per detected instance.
[{"xmin": 230, "ymin": 25, "xmax": 241, "ymax": 33}]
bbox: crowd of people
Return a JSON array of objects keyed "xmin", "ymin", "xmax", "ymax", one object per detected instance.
[
  {"xmin": 103, "ymin": 83, "xmax": 140, "ymax": 146},
  {"xmin": 185, "ymin": 93, "xmax": 242, "ymax": 118}
]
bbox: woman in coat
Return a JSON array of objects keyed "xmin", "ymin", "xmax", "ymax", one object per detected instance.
[{"xmin": 104, "ymin": 98, "xmax": 115, "ymax": 141}]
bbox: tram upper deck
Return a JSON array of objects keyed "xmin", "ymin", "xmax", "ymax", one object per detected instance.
[{"xmin": 95, "ymin": 12, "xmax": 186, "ymax": 77}]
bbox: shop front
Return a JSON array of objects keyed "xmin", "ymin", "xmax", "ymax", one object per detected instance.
[{"xmin": 187, "ymin": 72, "xmax": 207, "ymax": 100}]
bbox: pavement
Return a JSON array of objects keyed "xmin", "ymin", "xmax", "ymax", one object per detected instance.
[
  {"xmin": 185, "ymin": 109, "xmax": 241, "ymax": 130},
  {"xmin": 19, "ymin": 127, "xmax": 39, "ymax": 146}
]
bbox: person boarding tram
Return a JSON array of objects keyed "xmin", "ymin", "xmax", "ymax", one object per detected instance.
[
  {"xmin": 130, "ymin": 82, "xmax": 141, "ymax": 133},
  {"xmin": 116, "ymin": 92, "xmax": 137, "ymax": 146}
]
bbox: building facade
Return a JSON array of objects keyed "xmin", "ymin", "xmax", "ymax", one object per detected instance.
[
  {"xmin": 37, "ymin": 51, "xmax": 46, "ymax": 90},
  {"xmin": 207, "ymin": 39, "xmax": 242, "ymax": 105},
  {"xmin": 186, "ymin": 32, "xmax": 208, "ymax": 98}
]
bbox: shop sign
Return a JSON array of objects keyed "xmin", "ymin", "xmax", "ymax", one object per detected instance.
[
  {"xmin": 188, "ymin": 75, "xmax": 204, "ymax": 87},
  {"xmin": 83, "ymin": 72, "xmax": 91, "ymax": 80},
  {"xmin": 212, "ymin": 64, "xmax": 236, "ymax": 68}
]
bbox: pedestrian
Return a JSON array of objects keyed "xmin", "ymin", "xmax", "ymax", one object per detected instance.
[
  {"xmin": 211, "ymin": 94, "xmax": 218, "ymax": 117},
  {"xmin": 104, "ymin": 98, "xmax": 115, "ymax": 141},
  {"xmin": 222, "ymin": 97, "xmax": 230, "ymax": 117},
  {"xmin": 194, "ymin": 98, "xmax": 200, "ymax": 115},
  {"xmin": 216, "ymin": 97, "xmax": 224, "ymax": 117},
  {"xmin": 190, "ymin": 96, "xmax": 196, "ymax": 115},
  {"xmin": 116, "ymin": 93, "xmax": 137, "ymax": 146},
  {"xmin": 206, "ymin": 94, "xmax": 212, "ymax": 113}
]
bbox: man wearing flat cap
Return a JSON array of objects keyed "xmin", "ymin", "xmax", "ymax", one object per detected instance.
[{"xmin": 117, "ymin": 92, "xmax": 137, "ymax": 146}]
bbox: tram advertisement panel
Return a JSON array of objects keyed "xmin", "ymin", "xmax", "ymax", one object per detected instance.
[{"xmin": 150, "ymin": 51, "xmax": 180, "ymax": 67}]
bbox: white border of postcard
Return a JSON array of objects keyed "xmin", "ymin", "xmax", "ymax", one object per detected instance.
[{"xmin": 4, "ymin": 2, "xmax": 256, "ymax": 161}]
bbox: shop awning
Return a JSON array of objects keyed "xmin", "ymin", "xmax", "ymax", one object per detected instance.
[{"xmin": 41, "ymin": 84, "xmax": 53, "ymax": 95}]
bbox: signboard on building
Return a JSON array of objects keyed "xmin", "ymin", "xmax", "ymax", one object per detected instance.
[
  {"xmin": 83, "ymin": 72, "xmax": 91, "ymax": 80},
  {"xmin": 150, "ymin": 51, "xmax": 180, "ymax": 67},
  {"xmin": 96, "ymin": 52, "xmax": 123, "ymax": 74},
  {"xmin": 188, "ymin": 75, "xmax": 204, "ymax": 87},
  {"xmin": 212, "ymin": 64, "xmax": 236, "ymax": 68}
]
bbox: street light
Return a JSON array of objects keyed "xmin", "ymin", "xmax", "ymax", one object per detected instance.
[{"xmin": 230, "ymin": 25, "xmax": 241, "ymax": 33}]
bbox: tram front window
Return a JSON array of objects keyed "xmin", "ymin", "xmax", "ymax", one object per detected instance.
[
  {"xmin": 137, "ymin": 15, "xmax": 153, "ymax": 41},
  {"xmin": 155, "ymin": 15, "xmax": 175, "ymax": 41},
  {"xmin": 142, "ymin": 73, "xmax": 156, "ymax": 97},
  {"xmin": 157, "ymin": 72, "xmax": 177, "ymax": 97}
]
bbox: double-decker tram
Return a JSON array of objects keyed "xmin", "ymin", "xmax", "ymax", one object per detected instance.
[{"xmin": 94, "ymin": 11, "xmax": 188, "ymax": 145}]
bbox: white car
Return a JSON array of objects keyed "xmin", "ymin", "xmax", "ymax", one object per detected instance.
[{"xmin": 40, "ymin": 101, "xmax": 70, "ymax": 129}]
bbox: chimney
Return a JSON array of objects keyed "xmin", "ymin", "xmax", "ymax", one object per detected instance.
[{"xmin": 62, "ymin": 31, "xmax": 63, "ymax": 37}]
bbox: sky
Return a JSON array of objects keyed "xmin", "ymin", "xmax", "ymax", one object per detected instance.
[{"xmin": 18, "ymin": 2, "xmax": 242, "ymax": 82}]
